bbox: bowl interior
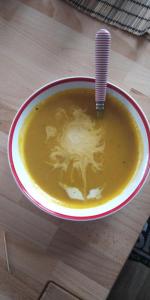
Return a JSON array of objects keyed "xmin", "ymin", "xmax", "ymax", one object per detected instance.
[{"xmin": 9, "ymin": 78, "xmax": 150, "ymax": 220}]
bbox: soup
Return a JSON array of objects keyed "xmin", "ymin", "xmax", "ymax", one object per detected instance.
[{"xmin": 19, "ymin": 88, "xmax": 142, "ymax": 208}]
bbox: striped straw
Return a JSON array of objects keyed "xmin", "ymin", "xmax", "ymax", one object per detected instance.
[{"xmin": 95, "ymin": 29, "xmax": 111, "ymax": 112}]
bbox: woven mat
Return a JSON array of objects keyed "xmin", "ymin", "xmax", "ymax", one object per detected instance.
[
  {"xmin": 129, "ymin": 217, "xmax": 150, "ymax": 267},
  {"xmin": 65, "ymin": 0, "xmax": 150, "ymax": 36}
]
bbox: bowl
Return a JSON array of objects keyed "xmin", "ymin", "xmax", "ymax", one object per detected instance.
[{"xmin": 8, "ymin": 77, "xmax": 150, "ymax": 221}]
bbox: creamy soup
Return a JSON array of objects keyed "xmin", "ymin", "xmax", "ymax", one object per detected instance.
[{"xmin": 19, "ymin": 88, "xmax": 142, "ymax": 208}]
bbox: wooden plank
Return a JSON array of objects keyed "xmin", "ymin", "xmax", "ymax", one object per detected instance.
[
  {"xmin": 40, "ymin": 281, "xmax": 81, "ymax": 300},
  {"xmin": 48, "ymin": 229, "xmax": 121, "ymax": 288},
  {"xmin": 0, "ymin": 258, "xmax": 37, "ymax": 299},
  {"xmin": 0, "ymin": 192, "xmax": 58, "ymax": 248},
  {"xmin": 18, "ymin": 0, "xmax": 150, "ymax": 69},
  {"xmin": 108, "ymin": 260, "xmax": 150, "ymax": 300},
  {"xmin": 52, "ymin": 262, "xmax": 108, "ymax": 300}
]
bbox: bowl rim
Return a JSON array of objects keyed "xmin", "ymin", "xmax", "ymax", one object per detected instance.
[{"xmin": 8, "ymin": 76, "xmax": 150, "ymax": 221}]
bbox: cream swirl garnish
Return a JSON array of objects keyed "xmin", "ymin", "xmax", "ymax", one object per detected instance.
[{"xmin": 46, "ymin": 107, "xmax": 105, "ymax": 200}]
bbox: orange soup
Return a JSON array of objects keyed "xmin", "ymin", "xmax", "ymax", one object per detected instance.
[{"xmin": 19, "ymin": 88, "xmax": 142, "ymax": 208}]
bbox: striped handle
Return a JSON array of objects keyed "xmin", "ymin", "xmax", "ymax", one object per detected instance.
[{"xmin": 95, "ymin": 29, "xmax": 111, "ymax": 111}]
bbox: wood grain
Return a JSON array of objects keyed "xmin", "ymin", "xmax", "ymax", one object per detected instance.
[
  {"xmin": 0, "ymin": 0, "xmax": 150, "ymax": 299},
  {"xmin": 108, "ymin": 260, "xmax": 150, "ymax": 300},
  {"xmin": 40, "ymin": 281, "xmax": 81, "ymax": 300}
]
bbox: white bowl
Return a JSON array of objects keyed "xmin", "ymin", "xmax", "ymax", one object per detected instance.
[{"xmin": 8, "ymin": 77, "xmax": 150, "ymax": 221}]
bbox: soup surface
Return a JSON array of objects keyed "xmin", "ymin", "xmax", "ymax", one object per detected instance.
[{"xmin": 19, "ymin": 88, "xmax": 142, "ymax": 208}]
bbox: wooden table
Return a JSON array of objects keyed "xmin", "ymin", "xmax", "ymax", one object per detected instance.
[{"xmin": 0, "ymin": 1, "xmax": 150, "ymax": 299}]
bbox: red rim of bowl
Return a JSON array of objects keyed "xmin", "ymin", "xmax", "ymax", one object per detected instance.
[{"xmin": 8, "ymin": 77, "xmax": 150, "ymax": 221}]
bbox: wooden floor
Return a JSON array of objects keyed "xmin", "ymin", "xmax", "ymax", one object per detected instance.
[
  {"xmin": 0, "ymin": 0, "xmax": 150, "ymax": 299},
  {"xmin": 108, "ymin": 260, "xmax": 150, "ymax": 300}
]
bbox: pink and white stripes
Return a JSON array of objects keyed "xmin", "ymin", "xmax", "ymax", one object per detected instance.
[{"xmin": 95, "ymin": 29, "xmax": 111, "ymax": 112}]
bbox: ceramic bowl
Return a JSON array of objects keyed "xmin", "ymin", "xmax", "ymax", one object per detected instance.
[{"xmin": 8, "ymin": 77, "xmax": 150, "ymax": 221}]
